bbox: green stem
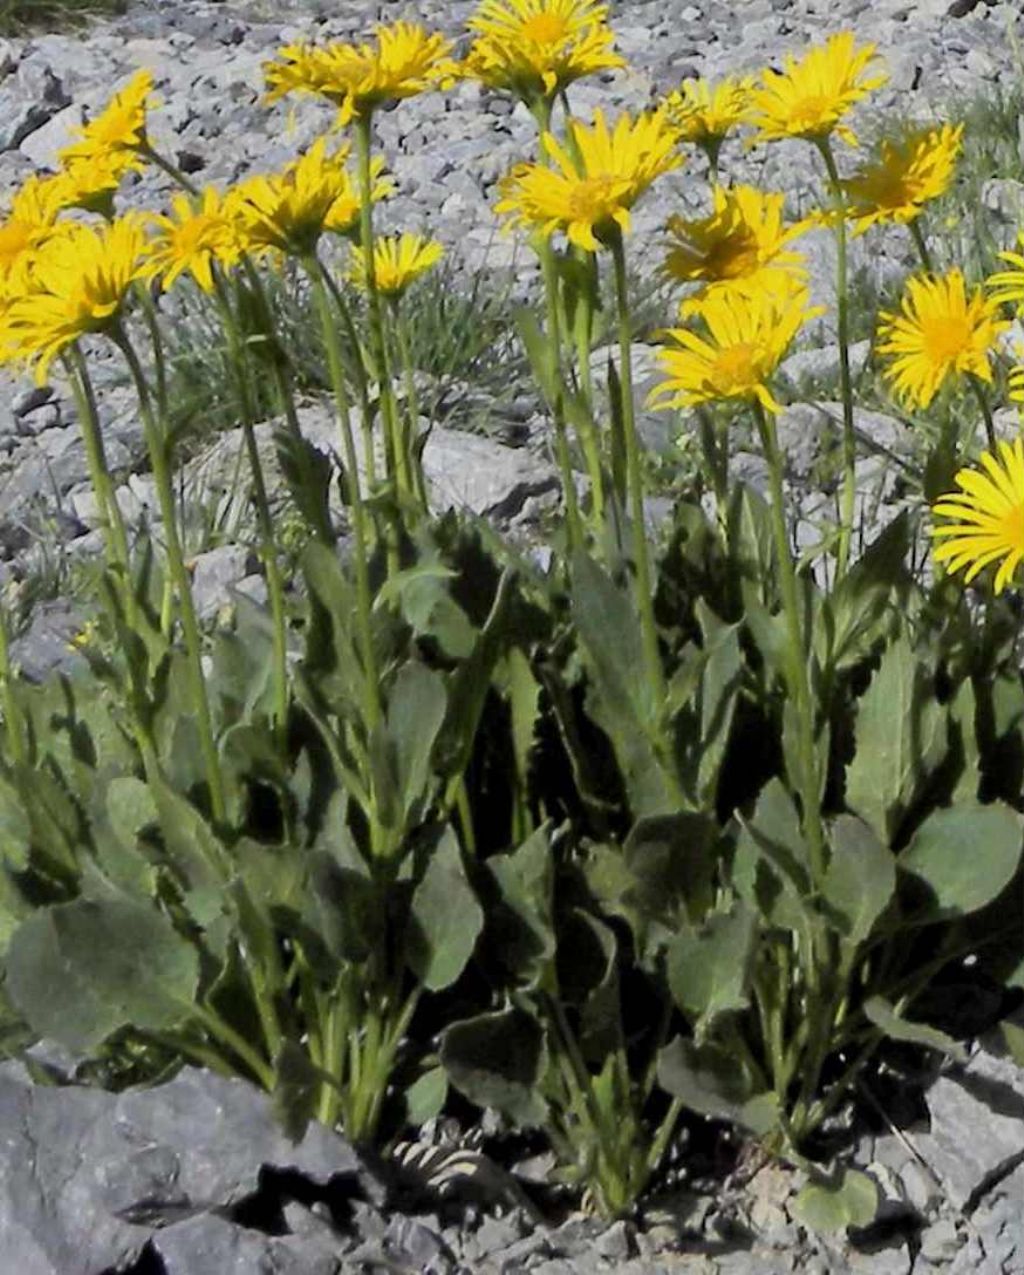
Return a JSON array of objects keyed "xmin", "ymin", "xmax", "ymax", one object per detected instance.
[
  {"xmin": 303, "ymin": 253, "xmax": 382, "ymax": 735},
  {"xmin": 193, "ymin": 1003, "xmax": 274, "ymax": 1089},
  {"xmin": 815, "ymin": 138, "xmax": 856, "ymax": 580},
  {"xmin": 319, "ymin": 257, "xmax": 379, "ymax": 488},
  {"xmin": 393, "ymin": 297, "xmax": 429, "ymax": 511},
  {"xmin": 752, "ymin": 399, "xmax": 825, "ymax": 877},
  {"xmin": 210, "ymin": 273, "xmax": 290, "ymax": 747},
  {"xmin": 538, "ymin": 240, "xmax": 584, "ymax": 551},
  {"xmin": 140, "ymin": 144, "xmax": 200, "ymax": 197},
  {"xmin": 113, "ymin": 326, "xmax": 227, "ymax": 826},
  {"xmin": 609, "ymin": 228, "xmax": 665, "ymax": 703},
  {"xmin": 0, "ymin": 604, "xmax": 25, "ymax": 767}
]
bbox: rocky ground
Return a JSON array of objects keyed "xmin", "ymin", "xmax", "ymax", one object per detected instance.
[{"xmin": 1, "ymin": 0, "xmax": 1024, "ymax": 1271}]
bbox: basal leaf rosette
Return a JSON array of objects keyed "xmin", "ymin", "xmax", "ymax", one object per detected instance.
[
  {"xmin": 263, "ymin": 22, "xmax": 457, "ymax": 127},
  {"xmin": 459, "ymin": 0, "xmax": 625, "ymax": 109},
  {"xmin": 648, "ymin": 280, "xmax": 823, "ymax": 416},
  {"xmin": 0, "ymin": 214, "xmax": 151, "ymax": 385},
  {"xmin": 931, "ymin": 437, "xmax": 1024, "ymax": 594},
  {"xmin": 661, "ymin": 183, "xmax": 811, "ymax": 316},
  {"xmin": 349, "ymin": 232, "xmax": 444, "ymax": 299},
  {"xmin": 496, "ymin": 106, "xmax": 682, "ymax": 252},
  {"xmin": 876, "ymin": 268, "xmax": 1007, "ymax": 411},
  {"xmin": 841, "ymin": 123, "xmax": 963, "ymax": 234},
  {"xmin": 746, "ymin": 31, "xmax": 887, "ymax": 148}
]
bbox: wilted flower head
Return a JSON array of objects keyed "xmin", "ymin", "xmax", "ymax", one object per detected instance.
[
  {"xmin": 648, "ymin": 280, "xmax": 822, "ymax": 415},
  {"xmin": 662, "ymin": 184, "xmax": 810, "ymax": 313},
  {"xmin": 350, "ymin": 232, "xmax": 443, "ymax": 298},
  {"xmin": 263, "ymin": 23, "xmax": 456, "ymax": 126},
  {"xmin": 0, "ymin": 215, "xmax": 150, "ymax": 384},
  {"xmin": 876, "ymin": 268, "xmax": 1007, "ymax": 410},
  {"xmin": 460, "ymin": 0, "xmax": 624, "ymax": 106},
  {"xmin": 59, "ymin": 69, "xmax": 156, "ymax": 167},
  {"xmin": 746, "ymin": 32, "xmax": 886, "ymax": 147},
  {"xmin": 841, "ymin": 123, "xmax": 963, "ymax": 233},
  {"xmin": 496, "ymin": 106, "xmax": 681, "ymax": 251},
  {"xmin": 663, "ymin": 74, "xmax": 753, "ymax": 162},
  {"xmin": 227, "ymin": 137, "xmax": 386, "ymax": 256},
  {"xmin": 931, "ymin": 437, "xmax": 1024, "ymax": 594}
]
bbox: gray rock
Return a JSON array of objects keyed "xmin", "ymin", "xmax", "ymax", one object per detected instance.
[
  {"xmin": 189, "ymin": 543, "xmax": 256, "ymax": 619},
  {"xmin": 0, "ymin": 1062, "xmax": 382, "ymax": 1274},
  {"xmin": 152, "ymin": 1212, "xmax": 341, "ymax": 1274}
]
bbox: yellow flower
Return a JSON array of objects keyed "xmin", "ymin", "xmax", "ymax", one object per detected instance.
[
  {"xmin": 495, "ymin": 107, "xmax": 682, "ymax": 251},
  {"xmin": 1010, "ymin": 365, "xmax": 1024, "ymax": 404},
  {"xmin": 876, "ymin": 269, "xmax": 1007, "ymax": 410},
  {"xmin": 931, "ymin": 436, "xmax": 1024, "ymax": 594},
  {"xmin": 460, "ymin": 0, "xmax": 624, "ymax": 103},
  {"xmin": 0, "ymin": 175, "xmax": 68, "ymax": 286},
  {"xmin": 648, "ymin": 281, "xmax": 822, "ymax": 415},
  {"xmin": 0, "ymin": 215, "xmax": 150, "ymax": 385},
  {"xmin": 146, "ymin": 188, "xmax": 244, "ymax": 292},
  {"xmin": 349, "ymin": 232, "xmax": 444, "ymax": 298},
  {"xmin": 986, "ymin": 233, "xmax": 1024, "ymax": 311},
  {"xmin": 841, "ymin": 123, "xmax": 963, "ymax": 233},
  {"xmin": 52, "ymin": 149, "xmax": 143, "ymax": 217},
  {"xmin": 746, "ymin": 32, "xmax": 886, "ymax": 147},
  {"xmin": 324, "ymin": 154, "xmax": 393, "ymax": 236},
  {"xmin": 263, "ymin": 23, "xmax": 456, "ymax": 126},
  {"xmin": 227, "ymin": 137, "xmax": 381, "ymax": 256},
  {"xmin": 663, "ymin": 74, "xmax": 753, "ymax": 151},
  {"xmin": 58, "ymin": 69, "xmax": 156, "ymax": 166},
  {"xmin": 662, "ymin": 184, "xmax": 810, "ymax": 313}
]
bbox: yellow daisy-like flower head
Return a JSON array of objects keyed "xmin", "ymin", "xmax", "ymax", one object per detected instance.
[
  {"xmin": 146, "ymin": 188, "xmax": 245, "ymax": 293},
  {"xmin": 876, "ymin": 268, "xmax": 1008, "ymax": 410},
  {"xmin": 648, "ymin": 280, "xmax": 823, "ymax": 416},
  {"xmin": 324, "ymin": 154, "xmax": 394, "ymax": 238},
  {"xmin": 0, "ymin": 214, "xmax": 150, "ymax": 385},
  {"xmin": 985, "ymin": 232, "xmax": 1024, "ymax": 312},
  {"xmin": 495, "ymin": 106, "xmax": 682, "ymax": 252},
  {"xmin": 1010, "ymin": 365, "xmax": 1024, "ymax": 404},
  {"xmin": 58, "ymin": 69, "xmax": 156, "ymax": 166},
  {"xmin": 662, "ymin": 183, "xmax": 810, "ymax": 313},
  {"xmin": 0, "ymin": 174, "xmax": 69, "ymax": 286},
  {"xmin": 841, "ymin": 123, "xmax": 963, "ymax": 234},
  {"xmin": 349, "ymin": 232, "xmax": 444, "ymax": 298},
  {"xmin": 746, "ymin": 32, "xmax": 887, "ymax": 148},
  {"xmin": 263, "ymin": 23, "xmax": 456, "ymax": 126},
  {"xmin": 460, "ymin": 0, "xmax": 625, "ymax": 105},
  {"xmin": 662, "ymin": 74, "xmax": 753, "ymax": 158},
  {"xmin": 931, "ymin": 437, "xmax": 1024, "ymax": 594},
  {"xmin": 227, "ymin": 137, "xmax": 362, "ymax": 257},
  {"xmin": 52, "ymin": 148, "xmax": 144, "ymax": 218}
]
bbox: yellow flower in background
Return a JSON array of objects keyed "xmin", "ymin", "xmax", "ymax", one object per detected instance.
[
  {"xmin": 986, "ymin": 232, "xmax": 1024, "ymax": 310},
  {"xmin": 350, "ymin": 232, "xmax": 444, "ymax": 297},
  {"xmin": 496, "ymin": 107, "xmax": 682, "ymax": 251},
  {"xmin": 662, "ymin": 184, "xmax": 810, "ymax": 313},
  {"xmin": 0, "ymin": 215, "xmax": 150, "ymax": 385},
  {"xmin": 1010, "ymin": 365, "xmax": 1024, "ymax": 404},
  {"xmin": 146, "ymin": 188, "xmax": 244, "ymax": 292},
  {"xmin": 648, "ymin": 281, "xmax": 822, "ymax": 415},
  {"xmin": 876, "ymin": 269, "xmax": 1007, "ymax": 410},
  {"xmin": 460, "ymin": 0, "xmax": 624, "ymax": 104},
  {"xmin": 52, "ymin": 149, "xmax": 143, "ymax": 217},
  {"xmin": 663, "ymin": 74, "xmax": 753, "ymax": 153},
  {"xmin": 227, "ymin": 137, "xmax": 368, "ymax": 256},
  {"xmin": 746, "ymin": 32, "xmax": 886, "ymax": 147},
  {"xmin": 263, "ymin": 23, "xmax": 456, "ymax": 126},
  {"xmin": 0, "ymin": 175, "xmax": 68, "ymax": 285},
  {"xmin": 841, "ymin": 123, "xmax": 963, "ymax": 233},
  {"xmin": 58, "ymin": 69, "xmax": 156, "ymax": 166},
  {"xmin": 324, "ymin": 154, "xmax": 393, "ymax": 236},
  {"xmin": 931, "ymin": 437, "xmax": 1024, "ymax": 594}
]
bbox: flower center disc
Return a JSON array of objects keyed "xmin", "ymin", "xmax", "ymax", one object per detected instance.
[
  {"xmin": 520, "ymin": 12, "xmax": 569, "ymax": 44},
  {"xmin": 922, "ymin": 315, "xmax": 971, "ymax": 365},
  {"xmin": 712, "ymin": 342, "xmax": 758, "ymax": 393}
]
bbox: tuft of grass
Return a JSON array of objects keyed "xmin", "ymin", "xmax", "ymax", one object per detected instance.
[{"xmin": 0, "ymin": 0, "xmax": 125, "ymax": 36}]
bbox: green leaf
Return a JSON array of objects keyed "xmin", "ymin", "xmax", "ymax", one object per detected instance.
[
  {"xmin": 826, "ymin": 513, "xmax": 909, "ymax": 672},
  {"xmin": 845, "ymin": 637, "xmax": 946, "ymax": 844},
  {"xmin": 405, "ymin": 1065, "xmax": 449, "ymax": 1127},
  {"xmin": 387, "ymin": 662, "xmax": 447, "ymax": 828},
  {"xmin": 791, "ymin": 1168, "xmax": 879, "ymax": 1233},
  {"xmin": 486, "ymin": 824, "xmax": 555, "ymax": 989},
  {"xmin": 514, "ymin": 305, "xmax": 558, "ymax": 404},
  {"xmin": 1001, "ymin": 1020, "xmax": 1024, "ymax": 1068},
  {"xmin": 440, "ymin": 1006, "xmax": 549, "ymax": 1127},
  {"xmin": 657, "ymin": 1036, "xmax": 778, "ymax": 1135},
  {"xmin": 556, "ymin": 909, "xmax": 621, "ymax": 1060},
  {"xmin": 898, "ymin": 802, "xmax": 1023, "ymax": 921},
  {"xmin": 571, "ymin": 551, "xmax": 675, "ymax": 818},
  {"xmin": 395, "ymin": 572, "xmax": 477, "ymax": 660},
  {"xmin": 863, "ymin": 996, "xmax": 968, "ymax": 1063},
  {"xmin": 0, "ymin": 777, "xmax": 30, "ymax": 871},
  {"xmin": 6, "ymin": 898, "xmax": 199, "ymax": 1054},
  {"xmin": 733, "ymin": 779, "xmax": 809, "ymax": 930},
  {"xmin": 273, "ymin": 1039, "xmax": 323, "ymax": 1143},
  {"xmin": 822, "ymin": 816, "xmax": 896, "ymax": 949},
  {"xmin": 408, "ymin": 827, "xmax": 483, "ymax": 991},
  {"xmin": 666, "ymin": 902, "xmax": 758, "ymax": 1036}
]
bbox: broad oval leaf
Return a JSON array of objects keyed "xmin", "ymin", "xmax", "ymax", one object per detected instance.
[
  {"xmin": 440, "ymin": 1006, "xmax": 548, "ymax": 1127},
  {"xmin": 823, "ymin": 816, "xmax": 896, "ymax": 949},
  {"xmin": 408, "ymin": 827, "xmax": 483, "ymax": 991},
  {"xmin": 791, "ymin": 1167, "xmax": 879, "ymax": 1233},
  {"xmin": 862, "ymin": 996, "xmax": 967, "ymax": 1064},
  {"xmin": 6, "ymin": 898, "xmax": 199, "ymax": 1054},
  {"xmin": 666, "ymin": 902, "xmax": 758, "ymax": 1035},
  {"xmin": 657, "ymin": 1036, "xmax": 778, "ymax": 1135},
  {"xmin": 898, "ymin": 802, "xmax": 1023, "ymax": 921}
]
